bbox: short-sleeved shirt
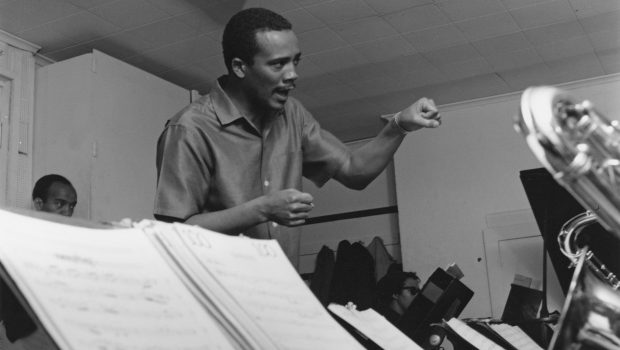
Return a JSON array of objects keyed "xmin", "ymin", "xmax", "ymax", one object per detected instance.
[{"xmin": 154, "ymin": 76, "xmax": 350, "ymax": 267}]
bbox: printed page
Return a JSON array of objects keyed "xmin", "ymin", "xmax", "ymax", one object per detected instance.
[
  {"xmin": 328, "ymin": 303, "xmax": 423, "ymax": 350},
  {"xmin": 0, "ymin": 209, "xmax": 235, "ymax": 350},
  {"xmin": 150, "ymin": 221, "xmax": 364, "ymax": 350},
  {"xmin": 446, "ymin": 318, "xmax": 506, "ymax": 350},
  {"xmin": 138, "ymin": 220, "xmax": 271, "ymax": 350},
  {"xmin": 489, "ymin": 323, "xmax": 543, "ymax": 350}
]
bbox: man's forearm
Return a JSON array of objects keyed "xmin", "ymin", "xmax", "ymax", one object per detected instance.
[
  {"xmin": 335, "ymin": 117, "xmax": 406, "ymax": 190},
  {"xmin": 184, "ymin": 189, "xmax": 314, "ymax": 232},
  {"xmin": 184, "ymin": 197, "xmax": 267, "ymax": 235},
  {"xmin": 335, "ymin": 96, "xmax": 441, "ymax": 190}
]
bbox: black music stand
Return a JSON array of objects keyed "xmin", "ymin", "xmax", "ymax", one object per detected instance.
[
  {"xmin": 398, "ymin": 268, "xmax": 474, "ymax": 347},
  {"xmin": 519, "ymin": 168, "xmax": 620, "ymax": 293},
  {"xmin": 519, "ymin": 167, "xmax": 620, "ymax": 348}
]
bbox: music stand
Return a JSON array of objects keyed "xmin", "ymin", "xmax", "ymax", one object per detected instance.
[
  {"xmin": 398, "ymin": 268, "xmax": 474, "ymax": 346},
  {"xmin": 519, "ymin": 168, "xmax": 620, "ymax": 294}
]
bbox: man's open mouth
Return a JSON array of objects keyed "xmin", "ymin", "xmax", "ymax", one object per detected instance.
[{"xmin": 274, "ymin": 87, "xmax": 292, "ymax": 100}]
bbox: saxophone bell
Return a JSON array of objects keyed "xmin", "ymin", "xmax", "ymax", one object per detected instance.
[{"xmin": 516, "ymin": 86, "xmax": 620, "ymax": 350}]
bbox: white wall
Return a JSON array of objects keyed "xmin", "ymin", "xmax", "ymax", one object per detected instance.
[
  {"xmin": 394, "ymin": 74, "xmax": 620, "ymax": 318},
  {"xmin": 299, "ymin": 140, "xmax": 400, "ymax": 275}
]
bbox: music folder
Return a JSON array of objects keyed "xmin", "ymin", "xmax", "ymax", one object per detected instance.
[
  {"xmin": 442, "ymin": 318, "xmax": 504, "ymax": 350},
  {"xmin": 328, "ymin": 303, "xmax": 424, "ymax": 350},
  {"xmin": 0, "ymin": 208, "xmax": 364, "ymax": 349},
  {"xmin": 441, "ymin": 318, "xmax": 543, "ymax": 350}
]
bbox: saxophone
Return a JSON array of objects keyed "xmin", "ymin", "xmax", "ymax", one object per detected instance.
[{"xmin": 515, "ymin": 86, "xmax": 620, "ymax": 350}]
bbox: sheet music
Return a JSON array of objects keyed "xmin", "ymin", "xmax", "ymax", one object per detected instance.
[
  {"xmin": 489, "ymin": 323, "xmax": 543, "ymax": 350},
  {"xmin": 0, "ymin": 209, "xmax": 234, "ymax": 350},
  {"xmin": 140, "ymin": 220, "xmax": 270, "ymax": 350},
  {"xmin": 446, "ymin": 318, "xmax": 506, "ymax": 350},
  {"xmin": 328, "ymin": 303, "xmax": 424, "ymax": 350},
  {"xmin": 151, "ymin": 222, "xmax": 364, "ymax": 350}
]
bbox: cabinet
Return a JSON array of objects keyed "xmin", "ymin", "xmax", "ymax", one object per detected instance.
[
  {"xmin": 34, "ymin": 50, "xmax": 188, "ymax": 221},
  {"xmin": 0, "ymin": 30, "xmax": 37, "ymax": 209}
]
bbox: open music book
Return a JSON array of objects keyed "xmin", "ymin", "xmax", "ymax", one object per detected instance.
[
  {"xmin": 444, "ymin": 318, "xmax": 505, "ymax": 350},
  {"xmin": 327, "ymin": 303, "xmax": 423, "ymax": 350},
  {"xmin": 0, "ymin": 209, "xmax": 364, "ymax": 350},
  {"xmin": 442, "ymin": 318, "xmax": 543, "ymax": 350}
]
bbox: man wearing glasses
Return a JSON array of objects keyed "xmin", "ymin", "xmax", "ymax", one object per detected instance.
[{"xmin": 374, "ymin": 270, "xmax": 422, "ymax": 326}]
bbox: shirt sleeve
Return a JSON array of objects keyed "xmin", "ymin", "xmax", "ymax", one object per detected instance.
[
  {"xmin": 299, "ymin": 105, "xmax": 351, "ymax": 187},
  {"xmin": 154, "ymin": 123, "xmax": 212, "ymax": 221}
]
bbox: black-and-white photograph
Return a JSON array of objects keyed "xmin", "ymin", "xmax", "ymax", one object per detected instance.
[{"xmin": 0, "ymin": 1, "xmax": 618, "ymax": 349}]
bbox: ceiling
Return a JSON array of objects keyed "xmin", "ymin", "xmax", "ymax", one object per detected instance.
[{"xmin": 1, "ymin": 0, "xmax": 619, "ymax": 141}]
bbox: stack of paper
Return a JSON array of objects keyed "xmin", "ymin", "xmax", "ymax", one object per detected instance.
[
  {"xmin": 446, "ymin": 318, "xmax": 505, "ymax": 350},
  {"xmin": 489, "ymin": 323, "xmax": 542, "ymax": 350},
  {"xmin": 0, "ymin": 210, "xmax": 232, "ymax": 349},
  {"xmin": 0, "ymin": 209, "xmax": 363, "ymax": 350},
  {"xmin": 444, "ymin": 318, "xmax": 545, "ymax": 350},
  {"xmin": 328, "ymin": 303, "xmax": 424, "ymax": 350},
  {"xmin": 139, "ymin": 220, "xmax": 363, "ymax": 350}
]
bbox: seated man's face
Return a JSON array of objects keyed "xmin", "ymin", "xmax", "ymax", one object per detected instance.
[
  {"xmin": 34, "ymin": 182, "xmax": 77, "ymax": 217},
  {"xmin": 395, "ymin": 277, "xmax": 421, "ymax": 313}
]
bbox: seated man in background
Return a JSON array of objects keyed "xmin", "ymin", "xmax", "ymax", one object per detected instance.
[
  {"xmin": 374, "ymin": 270, "xmax": 422, "ymax": 326},
  {"xmin": 32, "ymin": 174, "xmax": 77, "ymax": 217}
]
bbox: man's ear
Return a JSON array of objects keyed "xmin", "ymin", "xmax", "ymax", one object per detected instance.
[
  {"xmin": 231, "ymin": 58, "xmax": 247, "ymax": 78},
  {"xmin": 33, "ymin": 198, "xmax": 44, "ymax": 211}
]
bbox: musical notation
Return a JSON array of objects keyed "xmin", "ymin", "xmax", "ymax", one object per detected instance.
[
  {"xmin": 489, "ymin": 323, "xmax": 543, "ymax": 350},
  {"xmin": 446, "ymin": 318, "xmax": 506, "ymax": 350},
  {"xmin": 328, "ymin": 303, "xmax": 424, "ymax": 350},
  {"xmin": 0, "ymin": 210, "xmax": 234, "ymax": 350},
  {"xmin": 152, "ymin": 222, "xmax": 364, "ymax": 350},
  {"xmin": 0, "ymin": 211, "xmax": 367, "ymax": 350}
]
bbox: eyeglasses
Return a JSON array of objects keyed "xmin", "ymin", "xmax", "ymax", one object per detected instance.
[{"xmin": 401, "ymin": 286, "xmax": 420, "ymax": 295}]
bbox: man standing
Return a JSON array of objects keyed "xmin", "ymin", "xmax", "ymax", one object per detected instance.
[{"xmin": 154, "ymin": 8, "xmax": 442, "ymax": 267}]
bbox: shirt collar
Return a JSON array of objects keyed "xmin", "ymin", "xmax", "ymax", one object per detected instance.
[
  {"xmin": 211, "ymin": 75, "xmax": 244, "ymax": 127},
  {"xmin": 211, "ymin": 75, "xmax": 286, "ymax": 130}
]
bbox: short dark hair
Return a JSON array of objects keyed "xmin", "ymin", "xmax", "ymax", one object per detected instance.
[
  {"xmin": 222, "ymin": 7, "xmax": 292, "ymax": 72},
  {"xmin": 32, "ymin": 174, "xmax": 75, "ymax": 201},
  {"xmin": 376, "ymin": 271, "xmax": 420, "ymax": 302}
]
